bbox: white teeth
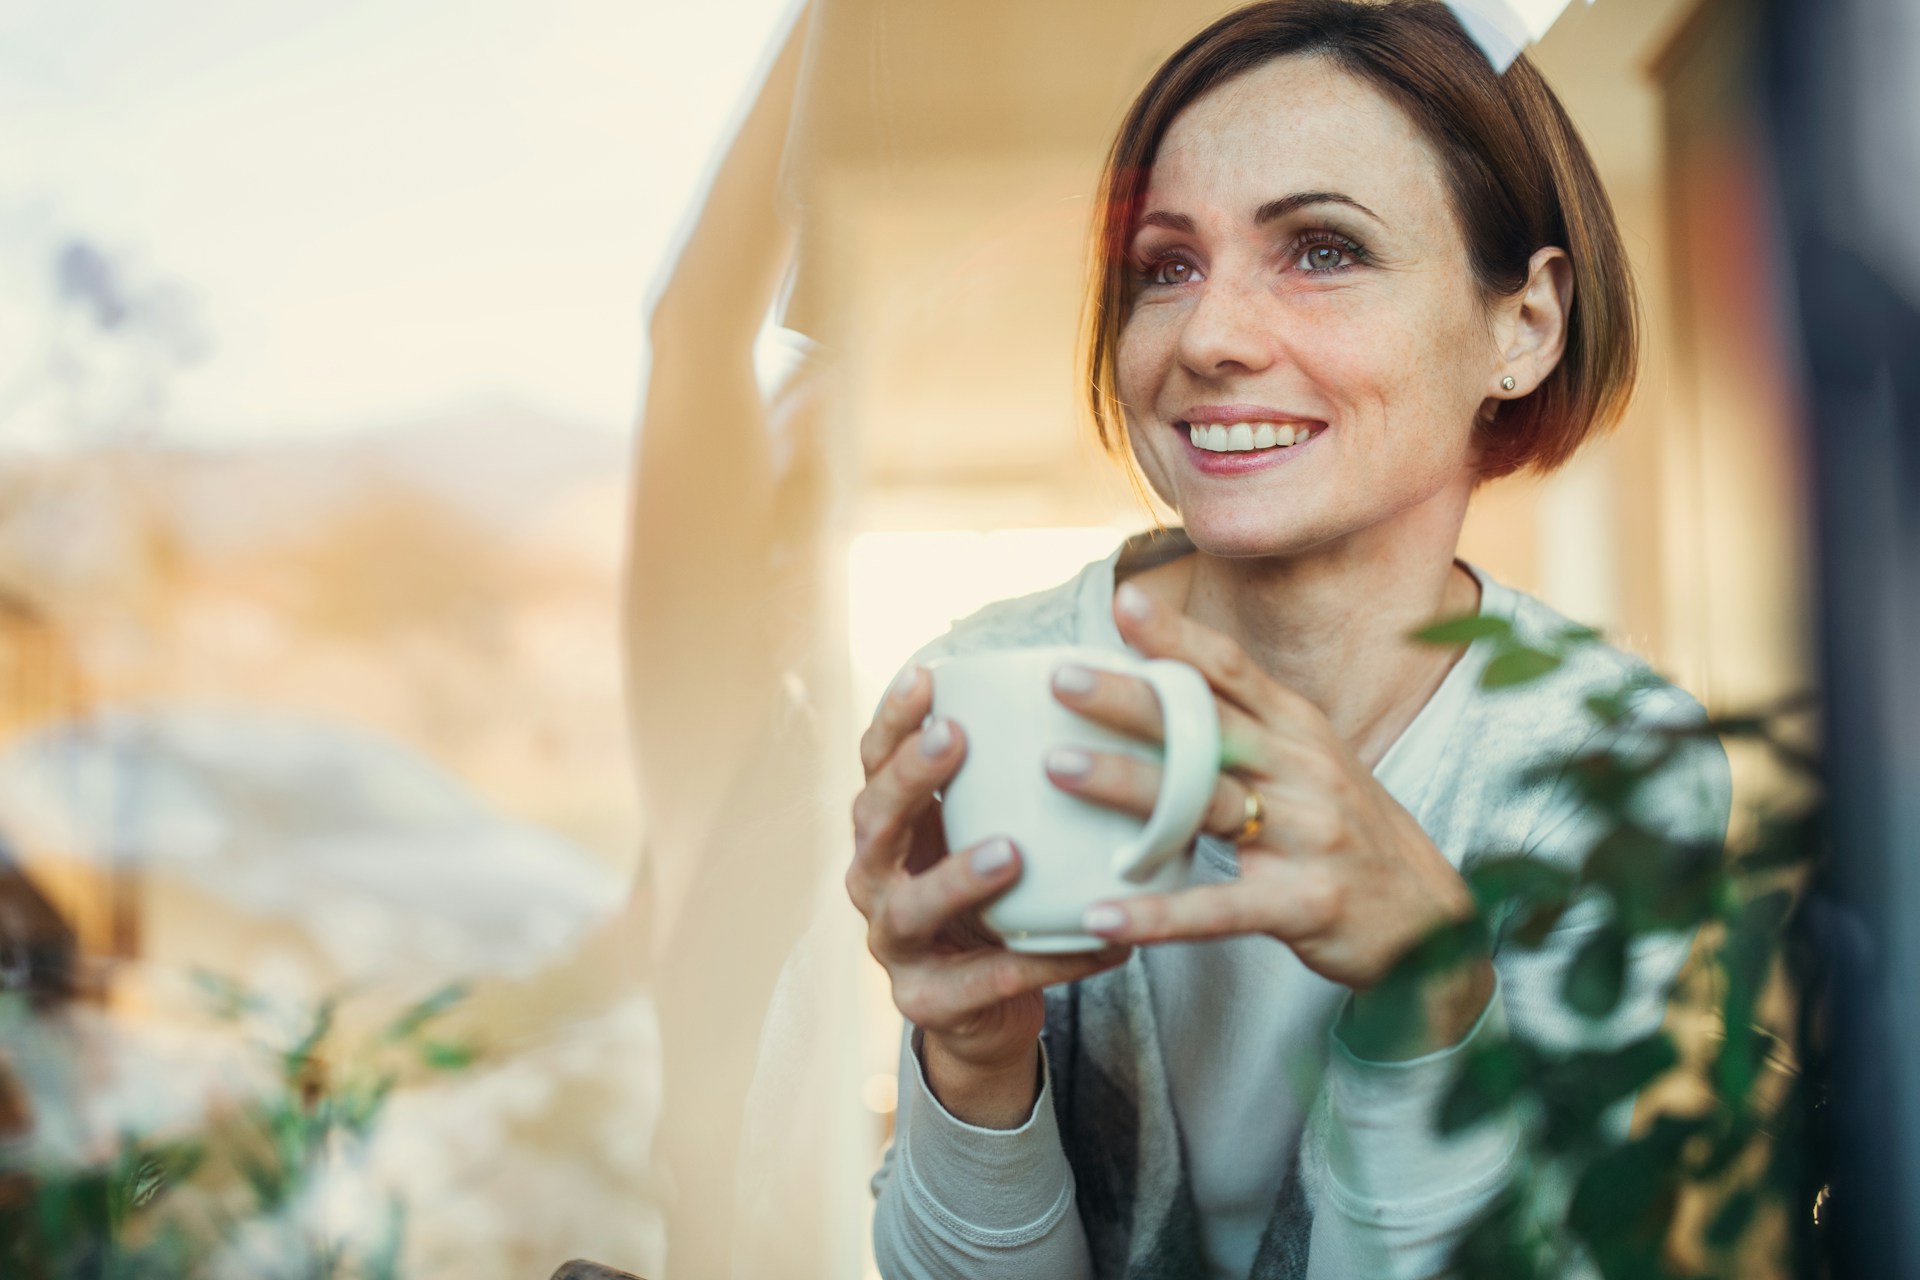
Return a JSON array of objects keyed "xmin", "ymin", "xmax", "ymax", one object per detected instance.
[{"xmin": 1186, "ymin": 420, "xmax": 1319, "ymax": 452}]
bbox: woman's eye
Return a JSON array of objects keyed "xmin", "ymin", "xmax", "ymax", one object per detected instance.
[
  {"xmin": 1147, "ymin": 257, "xmax": 1201, "ymax": 286},
  {"xmin": 1299, "ymin": 244, "xmax": 1351, "ymax": 272}
]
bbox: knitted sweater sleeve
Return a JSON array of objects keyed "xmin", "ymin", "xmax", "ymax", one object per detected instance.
[{"xmin": 870, "ymin": 1024, "xmax": 1095, "ymax": 1279}]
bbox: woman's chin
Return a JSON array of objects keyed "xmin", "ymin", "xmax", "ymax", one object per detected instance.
[{"xmin": 1177, "ymin": 512, "xmax": 1323, "ymax": 560}]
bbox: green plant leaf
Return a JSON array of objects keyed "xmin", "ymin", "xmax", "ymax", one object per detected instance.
[
  {"xmin": 1510, "ymin": 898, "xmax": 1573, "ymax": 949},
  {"xmin": 1532, "ymin": 1035, "xmax": 1681, "ymax": 1152},
  {"xmin": 119, "ymin": 1141, "xmax": 203, "ymax": 1218},
  {"xmin": 1584, "ymin": 691, "xmax": 1634, "ymax": 726},
  {"xmin": 190, "ymin": 970, "xmax": 267, "ymax": 1021},
  {"xmin": 1584, "ymin": 825, "xmax": 1669, "ymax": 898},
  {"xmin": 1564, "ymin": 925, "xmax": 1628, "ymax": 1018},
  {"xmin": 383, "ymin": 983, "xmax": 469, "ymax": 1043},
  {"xmin": 1568, "ymin": 1035, "xmax": 1679, "ymax": 1112},
  {"xmin": 1586, "ymin": 826, "xmax": 1723, "ymax": 935},
  {"xmin": 330, "ymin": 1073, "xmax": 398, "ymax": 1137},
  {"xmin": 1468, "ymin": 855, "xmax": 1576, "ymax": 913},
  {"xmin": 1690, "ymin": 1116, "xmax": 1756, "ymax": 1179},
  {"xmin": 1706, "ymin": 1187, "xmax": 1758, "ymax": 1251},
  {"xmin": 420, "ymin": 1039, "xmax": 477, "ymax": 1072},
  {"xmin": 1447, "ymin": 1187, "xmax": 1554, "ymax": 1280},
  {"xmin": 1568, "ymin": 1135, "xmax": 1687, "ymax": 1279},
  {"xmin": 1404, "ymin": 915, "xmax": 1492, "ymax": 975},
  {"xmin": 1338, "ymin": 975, "xmax": 1421, "ymax": 1062},
  {"xmin": 126, "ymin": 1159, "xmax": 169, "ymax": 1217},
  {"xmin": 1591, "ymin": 1034, "xmax": 1678, "ymax": 1102},
  {"xmin": 1466, "ymin": 854, "xmax": 1578, "ymax": 949},
  {"xmin": 1548, "ymin": 745, "xmax": 1661, "ymax": 816},
  {"xmin": 1740, "ymin": 889, "xmax": 1795, "ymax": 936},
  {"xmin": 281, "ymin": 997, "xmax": 336, "ymax": 1083},
  {"xmin": 1717, "ymin": 890, "xmax": 1794, "ymax": 1110},
  {"xmin": 1646, "ymin": 839, "xmax": 1725, "ymax": 933},
  {"xmin": 1413, "ymin": 615, "xmax": 1513, "ymax": 645},
  {"xmin": 1482, "ymin": 645, "xmax": 1564, "ymax": 689},
  {"xmin": 234, "ymin": 1149, "xmax": 288, "ymax": 1211},
  {"xmin": 1440, "ymin": 1037, "xmax": 1529, "ymax": 1134},
  {"xmin": 1734, "ymin": 810, "xmax": 1823, "ymax": 873}
]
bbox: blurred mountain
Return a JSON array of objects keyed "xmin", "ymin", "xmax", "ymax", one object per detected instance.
[
  {"xmin": 0, "ymin": 399, "xmax": 630, "ymax": 605},
  {"xmin": 0, "ymin": 705, "xmax": 626, "ymax": 982},
  {"xmin": 0, "ymin": 395, "xmax": 642, "ymax": 871},
  {"xmin": 165, "ymin": 398, "xmax": 631, "ymax": 556},
  {"xmin": 353, "ymin": 399, "xmax": 630, "ymax": 528}
]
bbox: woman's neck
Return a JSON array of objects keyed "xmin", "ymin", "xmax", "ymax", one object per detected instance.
[{"xmin": 1128, "ymin": 512, "xmax": 1481, "ymax": 769}]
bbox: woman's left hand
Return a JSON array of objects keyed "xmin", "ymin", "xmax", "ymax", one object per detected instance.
[{"xmin": 1050, "ymin": 581, "xmax": 1494, "ymax": 1053}]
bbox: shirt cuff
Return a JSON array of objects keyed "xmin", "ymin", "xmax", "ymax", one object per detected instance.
[
  {"xmin": 896, "ymin": 1027, "xmax": 1077, "ymax": 1245},
  {"xmin": 1320, "ymin": 974, "xmax": 1522, "ymax": 1216}
]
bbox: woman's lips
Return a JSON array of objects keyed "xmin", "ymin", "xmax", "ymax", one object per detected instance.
[
  {"xmin": 1182, "ymin": 405, "xmax": 1319, "ymax": 426},
  {"xmin": 1176, "ymin": 417, "xmax": 1326, "ymax": 475}
]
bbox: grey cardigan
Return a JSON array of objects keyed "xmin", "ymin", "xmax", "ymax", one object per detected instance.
[{"xmin": 871, "ymin": 530, "xmax": 1731, "ymax": 1279}]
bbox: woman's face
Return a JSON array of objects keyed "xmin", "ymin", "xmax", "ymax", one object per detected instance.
[{"xmin": 1117, "ymin": 54, "xmax": 1504, "ymax": 559}]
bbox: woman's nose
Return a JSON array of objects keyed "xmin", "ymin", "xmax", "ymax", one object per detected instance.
[{"xmin": 1175, "ymin": 273, "xmax": 1277, "ymax": 377}]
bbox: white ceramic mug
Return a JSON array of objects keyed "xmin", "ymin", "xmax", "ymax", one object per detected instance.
[{"xmin": 928, "ymin": 645, "xmax": 1221, "ymax": 953}]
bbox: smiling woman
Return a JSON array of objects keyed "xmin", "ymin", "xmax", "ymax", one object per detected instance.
[
  {"xmin": 849, "ymin": 3, "xmax": 1727, "ymax": 1279},
  {"xmin": 1086, "ymin": 0, "xmax": 1638, "ymax": 489}
]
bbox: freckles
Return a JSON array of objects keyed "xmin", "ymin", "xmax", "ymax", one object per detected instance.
[
  {"xmin": 1285, "ymin": 310, "xmax": 1410, "ymax": 410},
  {"xmin": 1311, "ymin": 309, "xmax": 1475, "ymax": 483},
  {"xmin": 1117, "ymin": 311, "xmax": 1164, "ymax": 366}
]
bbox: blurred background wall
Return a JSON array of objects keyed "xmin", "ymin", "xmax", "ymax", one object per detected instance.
[{"xmin": 0, "ymin": 1, "xmax": 1812, "ymax": 1278}]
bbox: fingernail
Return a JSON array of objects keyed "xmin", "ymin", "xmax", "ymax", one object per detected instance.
[
  {"xmin": 971, "ymin": 838, "xmax": 1014, "ymax": 875},
  {"xmin": 1047, "ymin": 746, "xmax": 1093, "ymax": 778},
  {"xmin": 1116, "ymin": 582, "xmax": 1152, "ymax": 620},
  {"xmin": 1084, "ymin": 904, "xmax": 1127, "ymax": 934},
  {"xmin": 920, "ymin": 718, "xmax": 953, "ymax": 757},
  {"xmin": 890, "ymin": 665, "xmax": 921, "ymax": 702},
  {"xmin": 1052, "ymin": 663, "xmax": 1097, "ymax": 696}
]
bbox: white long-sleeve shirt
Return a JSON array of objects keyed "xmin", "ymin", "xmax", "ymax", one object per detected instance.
[{"xmin": 869, "ymin": 534, "xmax": 1732, "ymax": 1280}]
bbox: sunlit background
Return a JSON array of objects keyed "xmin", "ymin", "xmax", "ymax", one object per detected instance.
[
  {"xmin": 0, "ymin": 0, "xmax": 1814, "ymax": 1277},
  {"xmin": 1, "ymin": 2, "xmax": 793, "ymax": 1277}
]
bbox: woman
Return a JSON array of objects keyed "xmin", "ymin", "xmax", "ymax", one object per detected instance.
[{"xmin": 847, "ymin": 2, "xmax": 1730, "ymax": 1277}]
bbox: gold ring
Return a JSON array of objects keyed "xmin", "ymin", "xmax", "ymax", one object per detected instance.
[{"xmin": 1231, "ymin": 786, "xmax": 1266, "ymax": 845}]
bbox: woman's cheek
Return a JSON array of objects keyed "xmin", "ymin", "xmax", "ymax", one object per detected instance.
[
  {"xmin": 1115, "ymin": 311, "xmax": 1180, "ymax": 398},
  {"xmin": 1393, "ymin": 323, "xmax": 1492, "ymax": 458},
  {"xmin": 1276, "ymin": 292, "xmax": 1397, "ymax": 372},
  {"xmin": 1320, "ymin": 307, "xmax": 1458, "ymax": 418}
]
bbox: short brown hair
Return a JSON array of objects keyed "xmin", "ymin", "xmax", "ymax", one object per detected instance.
[{"xmin": 1083, "ymin": 0, "xmax": 1638, "ymax": 480}]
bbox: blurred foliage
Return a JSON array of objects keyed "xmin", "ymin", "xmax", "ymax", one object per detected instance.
[
  {"xmin": 1391, "ymin": 615, "xmax": 1826, "ymax": 1279},
  {"xmin": 0, "ymin": 977, "xmax": 481, "ymax": 1278}
]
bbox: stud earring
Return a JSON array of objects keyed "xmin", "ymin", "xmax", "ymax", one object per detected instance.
[{"xmin": 1500, "ymin": 376, "xmax": 1517, "ymax": 391}]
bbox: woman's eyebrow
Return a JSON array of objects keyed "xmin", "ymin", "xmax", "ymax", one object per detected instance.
[
  {"xmin": 1135, "ymin": 210, "xmax": 1197, "ymax": 235},
  {"xmin": 1254, "ymin": 191, "xmax": 1382, "ymax": 224},
  {"xmin": 1132, "ymin": 191, "xmax": 1384, "ymax": 238}
]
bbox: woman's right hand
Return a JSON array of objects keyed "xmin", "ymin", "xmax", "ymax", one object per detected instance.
[{"xmin": 847, "ymin": 664, "xmax": 1134, "ymax": 1128}]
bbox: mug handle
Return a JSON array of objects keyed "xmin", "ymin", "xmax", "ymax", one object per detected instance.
[{"xmin": 1107, "ymin": 658, "xmax": 1220, "ymax": 884}]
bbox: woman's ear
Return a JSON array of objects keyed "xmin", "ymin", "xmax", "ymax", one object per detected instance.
[{"xmin": 1488, "ymin": 246, "xmax": 1573, "ymax": 400}]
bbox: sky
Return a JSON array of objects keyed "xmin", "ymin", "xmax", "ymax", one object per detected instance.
[{"xmin": 0, "ymin": 0, "xmax": 798, "ymax": 446}]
